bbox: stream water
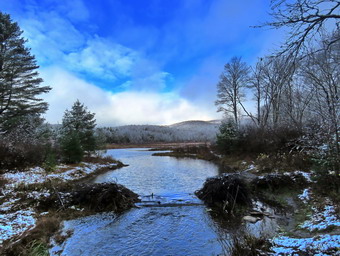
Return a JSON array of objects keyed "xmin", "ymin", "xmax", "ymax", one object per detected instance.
[{"xmin": 50, "ymin": 148, "xmax": 276, "ymax": 256}]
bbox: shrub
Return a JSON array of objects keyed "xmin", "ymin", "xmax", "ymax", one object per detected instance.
[
  {"xmin": 216, "ymin": 122, "xmax": 304, "ymax": 156},
  {"xmin": 0, "ymin": 140, "xmax": 50, "ymax": 171},
  {"xmin": 42, "ymin": 152, "xmax": 58, "ymax": 172}
]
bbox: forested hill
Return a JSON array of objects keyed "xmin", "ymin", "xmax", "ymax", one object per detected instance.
[{"xmin": 97, "ymin": 120, "xmax": 221, "ymax": 144}]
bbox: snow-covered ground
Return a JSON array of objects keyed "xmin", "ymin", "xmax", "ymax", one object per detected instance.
[
  {"xmin": 0, "ymin": 161, "xmax": 120, "ymax": 245},
  {"xmin": 270, "ymin": 188, "xmax": 340, "ymax": 255},
  {"xmin": 3, "ymin": 162, "xmax": 119, "ymax": 187},
  {"xmin": 300, "ymin": 205, "xmax": 340, "ymax": 231},
  {"xmin": 272, "ymin": 234, "xmax": 340, "ymax": 255},
  {"xmin": 0, "ymin": 209, "xmax": 36, "ymax": 245}
]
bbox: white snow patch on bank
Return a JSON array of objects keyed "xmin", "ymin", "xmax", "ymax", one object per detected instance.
[
  {"xmin": 298, "ymin": 188, "xmax": 311, "ymax": 203},
  {"xmin": 272, "ymin": 234, "xmax": 340, "ymax": 255},
  {"xmin": 282, "ymin": 171, "xmax": 313, "ymax": 182},
  {"xmin": 0, "ymin": 209, "xmax": 36, "ymax": 245},
  {"xmin": 3, "ymin": 162, "xmax": 119, "ymax": 187},
  {"xmin": 0, "ymin": 198, "xmax": 20, "ymax": 212},
  {"xmin": 300, "ymin": 205, "xmax": 340, "ymax": 231},
  {"xmin": 294, "ymin": 171, "xmax": 312, "ymax": 182},
  {"xmin": 0, "ymin": 161, "xmax": 119, "ymax": 245}
]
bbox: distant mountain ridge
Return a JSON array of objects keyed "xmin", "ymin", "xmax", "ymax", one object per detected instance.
[
  {"xmin": 168, "ymin": 120, "xmax": 221, "ymax": 128},
  {"xmin": 109, "ymin": 120, "xmax": 221, "ymax": 143}
]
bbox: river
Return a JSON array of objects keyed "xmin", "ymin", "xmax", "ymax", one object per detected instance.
[{"xmin": 50, "ymin": 148, "xmax": 275, "ymax": 256}]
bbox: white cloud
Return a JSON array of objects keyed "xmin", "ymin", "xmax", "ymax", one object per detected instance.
[
  {"xmin": 41, "ymin": 67, "xmax": 219, "ymax": 126},
  {"xmin": 20, "ymin": 11, "xmax": 168, "ymax": 91},
  {"xmin": 21, "ymin": 11, "xmax": 85, "ymax": 65},
  {"xmin": 65, "ymin": 37, "xmax": 139, "ymax": 81}
]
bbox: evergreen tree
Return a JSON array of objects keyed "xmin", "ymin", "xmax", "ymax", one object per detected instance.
[
  {"xmin": 216, "ymin": 120, "xmax": 238, "ymax": 154},
  {"xmin": 60, "ymin": 131, "xmax": 84, "ymax": 164},
  {"xmin": 60, "ymin": 100, "xmax": 96, "ymax": 163},
  {"xmin": 0, "ymin": 12, "xmax": 51, "ymax": 133}
]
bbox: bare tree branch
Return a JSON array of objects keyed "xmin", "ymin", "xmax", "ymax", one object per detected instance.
[{"xmin": 257, "ymin": 0, "xmax": 340, "ymax": 57}]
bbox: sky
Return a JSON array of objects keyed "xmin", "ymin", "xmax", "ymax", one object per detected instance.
[{"xmin": 0, "ymin": 0, "xmax": 283, "ymax": 126}]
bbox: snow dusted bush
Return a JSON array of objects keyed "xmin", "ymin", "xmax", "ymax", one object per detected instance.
[{"xmin": 0, "ymin": 115, "xmax": 53, "ymax": 171}]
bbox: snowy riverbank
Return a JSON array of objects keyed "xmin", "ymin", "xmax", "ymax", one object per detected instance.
[{"xmin": 0, "ymin": 161, "xmax": 121, "ymax": 245}]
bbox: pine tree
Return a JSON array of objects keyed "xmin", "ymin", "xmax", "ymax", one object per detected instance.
[
  {"xmin": 60, "ymin": 131, "xmax": 84, "ymax": 164},
  {"xmin": 61, "ymin": 100, "xmax": 97, "ymax": 163},
  {"xmin": 0, "ymin": 12, "xmax": 51, "ymax": 133},
  {"xmin": 216, "ymin": 120, "xmax": 238, "ymax": 154}
]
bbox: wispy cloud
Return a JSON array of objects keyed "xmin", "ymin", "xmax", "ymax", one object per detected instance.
[{"xmin": 65, "ymin": 37, "xmax": 139, "ymax": 81}]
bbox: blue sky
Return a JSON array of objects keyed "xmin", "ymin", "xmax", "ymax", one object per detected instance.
[{"xmin": 0, "ymin": 0, "xmax": 283, "ymax": 125}]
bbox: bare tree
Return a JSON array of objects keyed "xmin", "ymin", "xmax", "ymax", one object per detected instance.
[
  {"xmin": 259, "ymin": 56, "xmax": 296, "ymax": 128},
  {"xmin": 215, "ymin": 57, "xmax": 250, "ymax": 127},
  {"xmin": 248, "ymin": 59, "xmax": 267, "ymax": 128},
  {"xmin": 280, "ymin": 72, "xmax": 315, "ymax": 130},
  {"xmin": 260, "ymin": 0, "xmax": 340, "ymax": 56},
  {"xmin": 302, "ymin": 32, "xmax": 340, "ymax": 159}
]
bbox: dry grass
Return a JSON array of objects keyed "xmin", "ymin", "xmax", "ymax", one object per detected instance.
[
  {"xmin": 228, "ymin": 234, "xmax": 272, "ymax": 256},
  {"xmin": 1, "ymin": 216, "xmax": 60, "ymax": 256},
  {"xmin": 82, "ymin": 155, "xmax": 121, "ymax": 165},
  {"xmin": 255, "ymin": 152, "xmax": 312, "ymax": 173},
  {"xmin": 152, "ymin": 145, "xmax": 219, "ymax": 162}
]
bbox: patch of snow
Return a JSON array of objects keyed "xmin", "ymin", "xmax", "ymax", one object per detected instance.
[
  {"xmin": 3, "ymin": 162, "xmax": 119, "ymax": 187},
  {"xmin": 298, "ymin": 188, "xmax": 311, "ymax": 203},
  {"xmin": 271, "ymin": 234, "xmax": 340, "ymax": 255},
  {"xmin": 0, "ymin": 209, "xmax": 36, "ymax": 244},
  {"xmin": 0, "ymin": 198, "xmax": 20, "ymax": 212},
  {"xmin": 3, "ymin": 167, "xmax": 47, "ymax": 187},
  {"xmin": 294, "ymin": 171, "xmax": 312, "ymax": 182},
  {"xmin": 244, "ymin": 164, "xmax": 256, "ymax": 172},
  {"xmin": 300, "ymin": 205, "xmax": 340, "ymax": 231},
  {"xmin": 281, "ymin": 170, "xmax": 313, "ymax": 183},
  {"xmin": 27, "ymin": 190, "xmax": 51, "ymax": 200}
]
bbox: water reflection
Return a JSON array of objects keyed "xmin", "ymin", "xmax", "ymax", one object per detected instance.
[{"xmin": 92, "ymin": 148, "xmax": 220, "ymax": 196}]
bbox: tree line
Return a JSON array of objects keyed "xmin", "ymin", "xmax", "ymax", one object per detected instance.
[
  {"xmin": 0, "ymin": 13, "xmax": 98, "ymax": 169},
  {"xmin": 215, "ymin": 0, "xmax": 339, "ymax": 171}
]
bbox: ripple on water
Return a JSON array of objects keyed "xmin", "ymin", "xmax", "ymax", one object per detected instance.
[{"xmin": 51, "ymin": 206, "xmax": 225, "ymax": 256}]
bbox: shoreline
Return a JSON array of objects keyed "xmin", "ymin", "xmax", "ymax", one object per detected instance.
[
  {"xmin": 1, "ymin": 145, "xmax": 339, "ymax": 255},
  {"xmin": 105, "ymin": 142, "xmax": 211, "ymax": 149},
  {"xmin": 0, "ymin": 155, "xmax": 137, "ymax": 255}
]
